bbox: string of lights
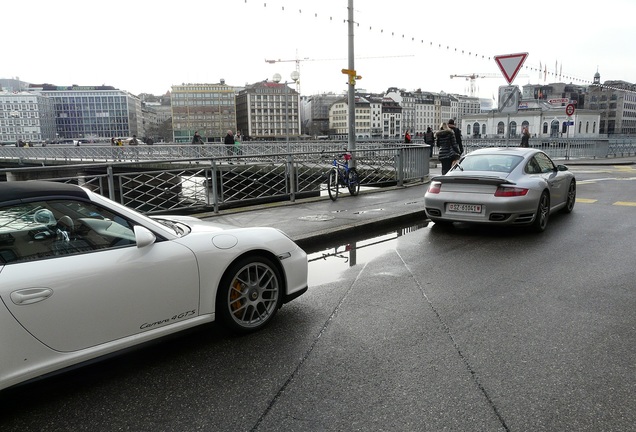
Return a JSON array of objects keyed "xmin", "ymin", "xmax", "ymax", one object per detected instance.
[{"xmin": 243, "ymin": 0, "xmax": 634, "ymax": 94}]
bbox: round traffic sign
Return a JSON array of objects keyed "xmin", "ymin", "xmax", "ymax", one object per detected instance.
[{"xmin": 565, "ymin": 103, "xmax": 575, "ymax": 116}]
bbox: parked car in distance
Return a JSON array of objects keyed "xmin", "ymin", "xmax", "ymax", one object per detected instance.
[
  {"xmin": 424, "ymin": 148, "xmax": 576, "ymax": 232},
  {"xmin": 42, "ymin": 139, "xmax": 79, "ymax": 146},
  {"xmin": 0, "ymin": 181, "xmax": 308, "ymax": 391}
]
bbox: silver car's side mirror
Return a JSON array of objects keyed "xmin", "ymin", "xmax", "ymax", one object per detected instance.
[{"xmin": 134, "ymin": 225, "xmax": 156, "ymax": 248}]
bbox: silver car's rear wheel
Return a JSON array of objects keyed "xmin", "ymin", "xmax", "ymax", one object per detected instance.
[
  {"xmin": 563, "ymin": 180, "xmax": 576, "ymax": 213},
  {"xmin": 217, "ymin": 256, "xmax": 282, "ymax": 333},
  {"xmin": 532, "ymin": 191, "xmax": 550, "ymax": 232}
]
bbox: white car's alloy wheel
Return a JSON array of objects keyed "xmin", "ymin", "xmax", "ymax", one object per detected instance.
[{"xmin": 217, "ymin": 256, "xmax": 282, "ymax": 333}]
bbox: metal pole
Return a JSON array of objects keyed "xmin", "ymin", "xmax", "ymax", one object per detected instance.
[
  {"xmin": 107, "ymin": 165, "xmax": 115, "ymax": 201},
  {"xmin": 506, "ymin": 114, "xmax": 510, "ymax": 147},
  {"xmin": 347, "ymin": 0, "xmax": 356, "ymax": 160},
  {"xmin": 286, "ymin": 81, "xmax": 290, "ymax": 153}
]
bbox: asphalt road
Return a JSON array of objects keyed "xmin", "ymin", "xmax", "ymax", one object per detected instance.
[{"xmin": 1, "ymin": 162, "xmax": 634, "ymax": 431}]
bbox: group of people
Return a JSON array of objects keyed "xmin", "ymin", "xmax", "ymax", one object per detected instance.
[
  {"xmin": 192, "ymin": 130, "xmax": 242, "ymax": 154},
  {"xmin": 404, "ymin": 120, "xmax": 464, "ymax": 175},
  {"xmin": 412, "ymin": 120, "xmax": 532, "ymax": 175},
  {"xmin": 435, "ymin": 119, "xmax": 464, "ymax": 175}
]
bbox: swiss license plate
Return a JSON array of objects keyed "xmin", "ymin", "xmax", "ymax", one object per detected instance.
[{"xmin": 448, "ymin": 203, "xmax": 482, "ymax": 213}]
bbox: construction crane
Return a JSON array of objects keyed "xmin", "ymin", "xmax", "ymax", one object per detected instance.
[
  {"xmin": 450, "ymin": 73, "xmax": 529, "ymax": 97},
  {"xmin": 449, "ymin": 73, "xmax": 502, "ymax": 97},
  {"xmin": 265, "ymin": 56, "xmax": 308, "ymax": 93},
  {"xmin": 266, "ymin": 54, "xmax": 415, "ymax": 93}
]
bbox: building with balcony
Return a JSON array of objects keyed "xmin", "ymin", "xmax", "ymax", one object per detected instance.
[
  {"xmin": 381, "ymin": 97, "xmax": 403, "ymax": 139},
  {"xmin": 413, "ymin": 91, "xmax": 436, "ymax": 137},
  {"xmin": 385, "ymin": 88, "xmax": 416, "ymax": 136}
]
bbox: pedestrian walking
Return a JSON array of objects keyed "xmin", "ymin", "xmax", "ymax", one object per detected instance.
[
  {"xmin": 224, "ymin": 130, "xmax": 235, "ymax": 162},
  {"xmin": 404, "ymin": 130, "xmax": 412, "ymax": 143},
  {"xmin": 192, "ymin": 131, "xmax": 204, "ymax": 144},
  {"xmin": 234, "ymin": 131, "xmax": 242, "ymax": 156},
  {"xmin": 436, "ymin": 122, "xmax": 461, "ymax": 175},
  {"xmin": 520, "ymin": 127, "xmax": 530, "ymax": 147},
  {"xmin": 424, "ymin": 126, "xmax": 435, "ymax": 158},
  {"xmin": 129, "ymin": 134, "xmax": 139, "ymax": 161},
  {"xmin": 448, "ymin": 119, "xmax": 463, "ymax": 155},
  {"xmin": 114, "ymin": 138, "xmax": 124, "ymax": 161}
]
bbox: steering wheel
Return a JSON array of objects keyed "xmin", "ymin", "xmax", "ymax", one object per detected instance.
[
  {"xmin": 57, "ymin": 215, "xmax": 75, "ymax": 233},
  {"xmin": 33, "ymin": 209, "xmax": 56, "ymax": 226}
]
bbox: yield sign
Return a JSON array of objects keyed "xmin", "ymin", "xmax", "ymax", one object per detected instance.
[{"xmin": 494, "ymin": 52, "xmax": 528, "ymax": 85}]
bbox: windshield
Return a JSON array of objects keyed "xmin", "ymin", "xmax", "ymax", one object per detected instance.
[
  {"xmin": 458, "ymin": 154, "xmax": 524, "ymax": 173},
  {"xmin": 152, "ymin": 217, "xmax": 191, "ymax": 236}
]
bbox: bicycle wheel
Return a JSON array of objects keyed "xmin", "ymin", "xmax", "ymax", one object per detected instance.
[
  {"xmin": 347, "ymin": 168, "xmax": 360, "ymax": 196},
  {"xmin": 327, "ymin": 168, "xmax": 339, "ymax": 201}
]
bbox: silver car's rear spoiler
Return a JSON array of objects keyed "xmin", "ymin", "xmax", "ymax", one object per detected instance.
[{"xmin": 430, "ymin": 176, "xmax": 516, "ymax": 186}]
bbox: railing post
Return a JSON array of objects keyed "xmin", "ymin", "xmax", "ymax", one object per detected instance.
[
  {"xmin": 107, "ymin": 165, "xmax": 116, "ymax": 200},
  {"xmin": 397, "ymin": 148, "xmax": 404, "ymax": 187},
  {"xmin": 210, "ymin": 160, "xmax": 219, "ymax": 213},
  {"xmin": 287, "ymin": 154, "xmax": 296, "ymax": 202}
]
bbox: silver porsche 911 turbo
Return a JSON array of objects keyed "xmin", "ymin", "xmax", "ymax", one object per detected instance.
[
  {"xmin": 424, "ymin": 148, "xmax": 576, "ymax": 232},
  {"xmin": 0, "ymin": 181, "xmax": 308, "ymax": 391}
]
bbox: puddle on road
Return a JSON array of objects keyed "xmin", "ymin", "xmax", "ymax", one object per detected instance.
[{"xmin": 307, "ymin": 221, "xmax": 430, "ymax": 286}]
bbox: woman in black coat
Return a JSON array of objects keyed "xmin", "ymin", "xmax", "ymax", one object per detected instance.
[{"xmin": 436, "ymin": 122, "xmax": 461, "ymax": 174}]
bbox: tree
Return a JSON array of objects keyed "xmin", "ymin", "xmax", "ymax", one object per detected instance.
[{"xmin": 146, "ymin": 118, "xmax": 173, "ymax": 143}]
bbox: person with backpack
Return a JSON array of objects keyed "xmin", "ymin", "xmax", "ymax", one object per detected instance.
[
  {"xmin": 436, "ymin": 122, "xmax": 461, "ymax": 175},
  {"xmin": 448, "ymin": 119, "xmax": 463, "ymax": 155}
]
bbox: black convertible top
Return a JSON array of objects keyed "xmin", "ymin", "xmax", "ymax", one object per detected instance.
[{"xmin": 0, "ymin": 181, "xmax": 89, "ymax": 204}]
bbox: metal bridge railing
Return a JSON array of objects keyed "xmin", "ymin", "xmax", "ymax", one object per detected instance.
[
  {"xmin": 1, "ymin": 138, "xmax": 633, "ymax": 214},
  {"xmin": 462, "ymin": 137, "xmax": 636, "ymax": 159},
  {"xmin": 0, "ymin": 145, "xmax": 431, "ymax": 214}
]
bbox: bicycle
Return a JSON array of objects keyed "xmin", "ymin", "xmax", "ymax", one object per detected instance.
[{"xmin": 327, "ymin": 152, "xmax": 360, "ymax": 201}]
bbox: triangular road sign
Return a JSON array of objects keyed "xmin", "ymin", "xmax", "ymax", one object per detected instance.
[{"xmin": 494, "ymin": 52, "xmax": 528, "ymax": 85}]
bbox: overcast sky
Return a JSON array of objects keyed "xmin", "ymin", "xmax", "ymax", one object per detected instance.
[{"xmin": 5, "ymin": 0, "xmax": 635, "ymax": 100}]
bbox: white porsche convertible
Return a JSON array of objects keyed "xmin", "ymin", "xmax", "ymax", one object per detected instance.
[{"xmin": 0, "ymin": 181, "xmax": 308, "ymax": 391}]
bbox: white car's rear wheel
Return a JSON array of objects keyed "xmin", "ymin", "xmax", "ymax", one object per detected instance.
[{"xmin": 217, "ymin": 256, "xmax": 282, "ymax": 333}]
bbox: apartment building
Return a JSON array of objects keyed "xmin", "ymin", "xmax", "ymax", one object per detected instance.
[
  {"xmin": 236, "ymin": 80, "xmax": 300, "ymax": 140},
  {"xmin": 35, "ymin": 84, "xmax": 142, "ymax": 140},
  {"xmin": 328, "ymin": 95, "xmax": 373, "ymax": 139},
  {"xmin": 171, "ymin": 81, "xmax": 238, "ymax": 143},
  {"xmin": 0, "ymin": 91, "xmax": 56, "ymax": 144}
]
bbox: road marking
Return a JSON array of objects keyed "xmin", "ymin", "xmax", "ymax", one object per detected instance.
[
  {"xmin": 577, "ymin": 177, "xmax": 636, "ymax": 184},
  {"xmin": 614, "ymin": 201, "xmax": 636, "ymax": 207},
  {"xmin": 576, "ymin": 198, "xmax": 597, "ymax": 203}
]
